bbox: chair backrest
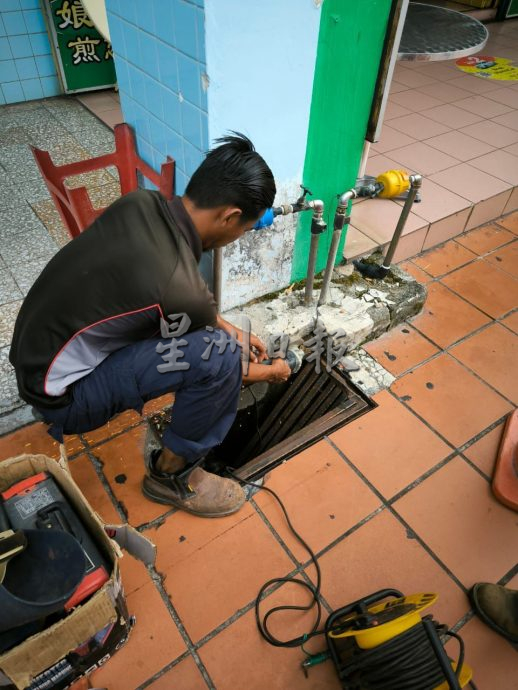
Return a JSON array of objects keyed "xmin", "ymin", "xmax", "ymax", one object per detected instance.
[{"xmin": 31, "ymin": 123, "xmax": 175, "ymax": 239}]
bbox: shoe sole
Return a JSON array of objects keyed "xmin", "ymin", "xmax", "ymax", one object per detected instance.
[
  {"xmin": 141, "ymin": 481, "xmax": 246, "ymax": 518},
  {"xmin": 469, "ymin": 585, "xmax": 518, "ymax": 644}
]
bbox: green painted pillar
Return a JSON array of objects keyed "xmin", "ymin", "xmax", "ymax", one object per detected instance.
[{"xmin": 291, "ymin": 0, "xmax": 392, "ymax": 281}]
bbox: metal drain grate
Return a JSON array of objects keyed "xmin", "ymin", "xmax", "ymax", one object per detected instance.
[
  {"xmin": 233, "ymin": 359, "xmax": 375, "ymax": 481},
  {"xmin": 148, "ymin": 359, "xmax": 375, "ymax": 482}
]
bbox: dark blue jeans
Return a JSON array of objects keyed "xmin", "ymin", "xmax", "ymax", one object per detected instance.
[{"xmin": 39, "ymin": 329, "xmax": 242, "ymax": 465}]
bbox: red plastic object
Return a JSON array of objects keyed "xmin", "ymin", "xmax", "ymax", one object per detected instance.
[
  {"xmin": 31, "ymin": 123, "xmax": 175, "ymax": 239},
  {"xmin": 492, "ymin": 408, "xmax": 518, "ymax": 512},
  {"xmin": 64, "ymin": 566, "xmax": 110, "ymax": 611},
  {"xmin": 1, "ymin": 472, "xmax": 48, "ymax": 500}
]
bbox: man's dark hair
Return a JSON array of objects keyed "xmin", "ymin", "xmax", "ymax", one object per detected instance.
[{"xmin": 185, "ymin": 132, "xmax": 276, "ymax": 221}]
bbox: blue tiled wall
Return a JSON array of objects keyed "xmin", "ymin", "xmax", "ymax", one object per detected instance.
[
  {"xmin": 0, "ymin": 0, "xmax": 61, "ymax": 104},
  {"xmin": 106, "ymin": 0, "xmax": 207, "ymax": 194}
]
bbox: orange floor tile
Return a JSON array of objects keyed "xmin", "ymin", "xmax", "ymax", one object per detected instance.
[
  {"xmin": 91, "ymin": 579, "xmax": 186, "ymax": 690},
  {"xmin": 392, "ymin": 353, "xmax": 511, "ymax": 446},
  {"xmin": 455, "ymin": 222, "xmax": 515, "ymax": 255},
  {"xmin": 362, "ymin": 323, "xmax": 440, "ymax": 376},
  {"xmin": 83, "ymin": 409, "xmax": 142, "ymax": 446},
  {"xmin": 462, "ymin": 423, "xmax": 505, "ymax": 479},
  {"xmin": 68, "ymin": 453, "xmax": 122, "ymax": 524},
  {"xmin": 159, "ymin": 508, "xmax": 293, "ymax": 643},
  {"xmin": 0, "ymin": 421, "xmax": 83, "ymax": 460},
  {"xmin": 498, "ymin": 210, "xmax": 518, "ymax": 235},
  {"xmin": 317, "ymin": 510, "xmax": 469, "ymax": 629},
  {"xmin": 485, "ymin": 241, "xmax": 518, "ymax": 278},
  {"xmin": 394, "ymin": 456, "xmax": 517, "ymax": 587},
  {"xmin": 410, "ymin": 281, "xmax": 491, "ymax": 349},
  {"xmin": 449, "ymin": 323, "xmax": 518, "ymax": 405},
  {"xmin": 91, "ymin": 425, "xmax": 169, "ymax": 527},
  {"xmin": 253, "ymin": 441, "xmax": 381, "ymax": 562},
  {"xmin": 412, "ymin": 240, "xmax": 477, "ymax": 277},
  {"xmin": 398, "ymin": 260, "xmax": 432, "ymax": 284},
  {"xmin": 502, "ymin": 309, "xmax": 518, "ymax": 334},
  {"xmin": 441, "ymin": 259, "xmax": 518, "ymax": 318},
  {"xmin": 145, "ymin": 657, "xmax": 208, "ymax": 690},
  {"xmin": 330, "ymin": 390, "xmax": 451, "ymax": 498}
]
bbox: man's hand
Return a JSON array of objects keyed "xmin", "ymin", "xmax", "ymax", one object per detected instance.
[
  {"xmin": 265, "ymin": 358, "xmax": 291, "ymax": 383},
  {"xmin": 216, "ymin": 315, "xmax": 268, "ymax": 363},
  {"xmin": 243, "ymin": 358, "xmax": 292, "ymax": 384},
  {"xmin": 248, "ymin": 332, "xmax": 268, "ymax": 363}
]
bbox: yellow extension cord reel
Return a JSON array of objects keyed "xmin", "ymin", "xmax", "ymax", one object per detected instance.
[{"xmin": 325, "ymin": 590, "xmax": 474, "ymax": 690}]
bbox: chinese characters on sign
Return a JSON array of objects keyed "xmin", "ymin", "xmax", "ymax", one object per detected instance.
[
  {"xmin": 67, "ymin": 37, "xmax": 102, "ymax": 65},
  {"xmin": 47, "ymin": 0, "xmax": 116, "ymax": 92},
  {"xmin": 155, "ymin": 315, "xmax": 348, "ymax": 375},
  {"xmin": 57, "ymin": 0, "xmax": 113, "ymax": 65},
  {"xmin": 56, "ymin": 0, "xmax": 93, "ymax": 30}
]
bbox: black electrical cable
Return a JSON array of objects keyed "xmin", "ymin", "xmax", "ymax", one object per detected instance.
[
  {"xmin": 248, "ymin": 385, "xmax": 264, "ymax": 450},
  {"xmin": 331, "ymin": 621, "xmax": 456, "ymax": 690},
  {"xmin": 229, "ymin": 382, "xmax": 326, "ymax": 647},
  {"xmin": 445, "ymin": 631, "xmax": 479, "ymax": 690},
  {"xmin": 228, "ymin": 469, "xmax": 324, "ymax": 648},
  {"xmin": 445, "ymin": 629, "xmax": 465, "ymax": 683}
]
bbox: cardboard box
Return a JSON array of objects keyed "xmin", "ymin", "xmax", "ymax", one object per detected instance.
[{"xmin": 0, "ymin": 454, "xmax": 155, "ymax": 690}]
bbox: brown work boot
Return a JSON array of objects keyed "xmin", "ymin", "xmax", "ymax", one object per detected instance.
[
  {"xmin": 470, "ymin": 583, "xmax": 518, "ymax": 643},
  {"xmin": 142, "ymin": 462, "xmax": 246, "ymax": 518}
]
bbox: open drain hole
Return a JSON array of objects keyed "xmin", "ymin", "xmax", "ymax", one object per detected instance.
[{"xmin": 149, "ymin": 358, "xmax": 376, "ymax": 482}]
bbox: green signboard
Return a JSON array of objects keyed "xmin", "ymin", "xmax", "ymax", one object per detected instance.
[{"xmin": 46, "ymin": 0, "xmax": 116, "ymax": 93}]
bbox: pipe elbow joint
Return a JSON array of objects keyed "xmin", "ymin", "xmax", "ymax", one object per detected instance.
[
  {"xmin": 409, "ymin": 173, "xmax": 423, "ymax": 189},
  {"xmin": 309, "ymin": 199, "xmax": 324, "ymax": 214},
  {"xmin": 338, "ymin": 189, "xmax": 357, "ymax": 207}
]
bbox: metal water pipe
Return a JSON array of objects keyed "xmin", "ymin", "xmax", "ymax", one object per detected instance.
[
  {"xmin": 317, "ymin": 189, "xmax": 357, "ymax": 307},
  {"xmin": 213, "ymin": 186, "xmax": 324, "ymax": 310},
  {"xmin": 383, "ymin": 173, "xmax": 422, "ymax": 268},
  {"xmin": 353, "ymin": 173, "xmax": 422, "ymax": 280},
  {"xmin": 304, "ymin": 200, "xmax": 326, "ymax": 306}
]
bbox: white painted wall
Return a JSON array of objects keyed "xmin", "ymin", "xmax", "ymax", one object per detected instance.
[{"xmin": 204, "ymin": 0, "xmax": 322, "ymax": 309}]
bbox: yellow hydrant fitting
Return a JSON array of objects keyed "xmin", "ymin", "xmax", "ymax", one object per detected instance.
[{"xmin": 376, "ymin": 169, "xmax": 410, "ymax": 198}]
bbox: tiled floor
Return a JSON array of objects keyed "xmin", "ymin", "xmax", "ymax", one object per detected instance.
[
  {"xmin": 345, "ymin": 17, "xmax": 518, "ymax": 263},
  {"xmin": 0, "ymin": 212, "xmax": 516, "ymax": 689},
  {"xmin": 0, "ymin": 97, "xmax": 120, "ymax": 430}
]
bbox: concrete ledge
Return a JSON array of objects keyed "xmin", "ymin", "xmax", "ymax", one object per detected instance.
[{"xmin": 224, "ymin": 258, "xmax": 427, "ymax": 353}]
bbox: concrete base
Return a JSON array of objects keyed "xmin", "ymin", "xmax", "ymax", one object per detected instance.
[{"xmin": 224, "ymin": 254, "xmax": 427, "ymax": 355}]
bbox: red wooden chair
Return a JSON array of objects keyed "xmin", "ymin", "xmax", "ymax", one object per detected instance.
[{"xmin": 31, "ymin": 123, "xmax": 175, "ymax": 239}]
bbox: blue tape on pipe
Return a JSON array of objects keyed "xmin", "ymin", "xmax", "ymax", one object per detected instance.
[{"xmin": 253, "ymin": 208, "xmax": 275, "ymax": 230}]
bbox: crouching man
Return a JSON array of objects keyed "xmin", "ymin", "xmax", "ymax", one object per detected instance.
[{"xmin": 10, "ymin": 133, "xmax": 291, "ymax": 518}]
